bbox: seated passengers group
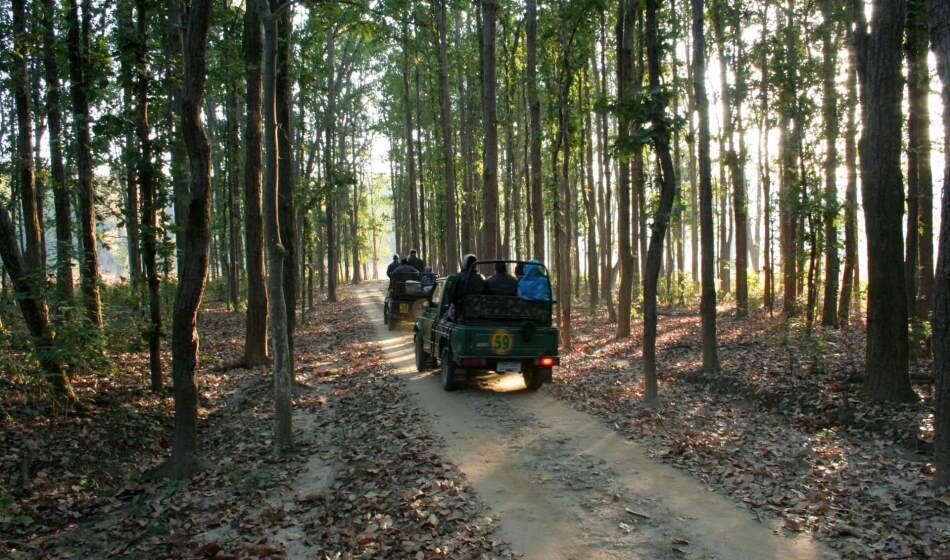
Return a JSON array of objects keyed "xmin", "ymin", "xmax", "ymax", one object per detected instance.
[
  {"xmin": 451, "ymin": 254, "xmax": 551, "ymax": 302},
  {"xmin": 387, "ymin": 251, "xmax": 551, "ymax": 302}
]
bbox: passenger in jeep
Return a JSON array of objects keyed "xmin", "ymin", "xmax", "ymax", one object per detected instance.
[
  {"xmin": 388, "ymin": 258, "xmax": 420, "ymax": 293},
  {"xmin": 386, "ymin": 254, "xmax": 400, "ymax": 277},
  {"xmin": 485, "ymin": 261, "xmax": 518, "ymax": 296},
  {"xmin": 442, "ymin": 254, "xmax": 485, "ymax": 319}
]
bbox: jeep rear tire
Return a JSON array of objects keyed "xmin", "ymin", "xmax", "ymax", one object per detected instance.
[
  {"xmin": 523, "ymin": 366, "xmax": 546, "ymax": 391},
  {"xmin": 440, "ymin": 347, "xmax": 461, "ymax": 391},
  {"xmin": 414, "ymin": 333, "xmax": 430, "ymax": 372}
]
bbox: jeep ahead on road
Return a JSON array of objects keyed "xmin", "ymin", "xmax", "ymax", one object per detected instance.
[
  {"xmin": 384, "ymin": 270, "xmax": 429, "ymax": 330},
  {"xmin": 413, "ymin": 260, "xmax": 560, "ymax": 391}
]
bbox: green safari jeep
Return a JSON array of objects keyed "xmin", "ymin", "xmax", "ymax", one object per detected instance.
[{"xmin": 413, "ymin": 260, "xmax": 560, "ymax": 391}]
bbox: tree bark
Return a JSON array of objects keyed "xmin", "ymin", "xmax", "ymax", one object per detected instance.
[
  {"xmin": 66, "ymin": 0, "xmax": 102, "ymax": 325},
  {"xmin": 642, "ymin": 0, "xmax": 678, "ymax": 403},
  {"xmin": 118, "ymin": 0, "xmax": 142, "ymax": 290},
  {"xmin": 758, "ymin": 3, "xmax": 773, "ymax": 314},
  {"xmin": 596, "ymin": 16, "xmax": 616, "ymax": 319},
  {"xmin": 226, "ymin": 83, "xmax": 241, "ymax": 311},
  {"xmin": 135, "ymin": 0, "xmax": 163, "ymax": 392},
  {"xmin": 838, "ymin": 38, "xmax": 859, "ymax": 327},
  {"xmin": 325, "ymin": 32, "xmax": 338, "ymax": 302},
  {"xmin": 526, "ymin": 0, "xmax": 543, "ymax": 262},
  {"xmin": 729, "ymin": 6, "xmax": 748, "ymax": 317},
  {"xmin": 693, "ymin": 0, "xmax": 720, "ymax": 373},
  {"xmin": 907, "ymin": 0, "xmax": 933, "ymax": 320},
  {"xmin": 615, "ymin": 0, "xmax": 636, "ymax": 339},
  {"xmin": 434, "ymin": 0, "xmax": 459, "ymax": 271},
  {"xmin": 41, "ymin": 0, "xmax": 73, "ymax": 303},
  {"xmin": 276, "ymin": 4, "xmax": 296, "ymax": 370},
  {"xmin": 243, "ymin": 4, "xmax": 268, "ymax": 366},
  {"xmin": 259, "ymin": 0, "xmax": 293, "ymax": 455},
  {"xmin": 165, "ymin": 0, "xmax": 190, "ymax": 270},
  {"xmin": 819, "ymin": 0, "xmax": 840, "ymax": 327},
  {"xmin": 166, "ymin": 0, "xmax": 212, "ymax": 479},
  {"xmin": 583, "ymin": 66, "xmax": 599, "ymax": 308},
  {"xmin": 929, "ymin": 0, "xmax": 950, "ymax": 488},
  {"xmin": 853, "ymin": 0, "xmax": 915, "ymax": 402},
  {"xmin": 401, "ymin": 23, "xmax": 420, "ymax": 256},
  {"xmin": 12, "ymin": 0, "xmax": 43, "ymax": 280},
  {"xmin": 779, "ymin": 0, "xmax": 799, "ymax": 317},
  {"xmin": 481, "ymin": 0, "xmax": 500, "ymax": 258}
]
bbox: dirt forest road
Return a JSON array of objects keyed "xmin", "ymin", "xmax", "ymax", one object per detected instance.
[{"xmin": 356, "ymin": 282, "xmax": 835, "ymax": 560}]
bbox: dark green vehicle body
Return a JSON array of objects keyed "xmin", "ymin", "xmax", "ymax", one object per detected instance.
[{"xmin": 413, "ymin": 267, "xmax": 559, "ymax": 391}]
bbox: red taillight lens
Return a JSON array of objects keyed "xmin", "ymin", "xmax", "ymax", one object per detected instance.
[
  {"xmin": 538, "ymin": 357, "xmax": 558, "ymax": 367},
  {"xmin": 460, "ymin": 358, "xmax": 487, "ymax": 367}
]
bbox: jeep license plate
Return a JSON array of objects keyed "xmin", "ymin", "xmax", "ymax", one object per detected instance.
[
  {"xmin": 399, "ymin": 303, "xmax": 409, "ymax": 313},
  {"xmin": 497, "ymin": 361, "xmax": 521, "ymax": 373}
]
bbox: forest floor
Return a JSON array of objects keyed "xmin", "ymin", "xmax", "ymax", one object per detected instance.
[
  {"xmin": 1, "ymin": 283, "xmax": 947, "ymax": 559},
  {"xmin": 0, "ymin": 286, "xmax": 513, "ymax": 559},
  {"xmin": 552, "ymin": 300, "xmax": 949, "ymax": 559}
]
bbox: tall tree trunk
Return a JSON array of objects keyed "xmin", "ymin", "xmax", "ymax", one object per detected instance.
[
  {"xmin": 455, "ymin": 14, "xmax": 476, "ymax": 259},
  {"xmin": 135, "ymin": 0, "xmax": 163, "ymax": 392},
  {"xmin": 325, "ymin": 33, "xmax": 338, "ymax": 302},
  {"xmin": 693, "ymin": 0, "xmax": 720, "ymax": 373},
  {"xmin": 352, "ymin": 180, "xmax": 362, "ymax": 284},
  {"xmin": 164, "ymin": 0, "xmax": 189, "ymax": 270},
  {"xmin": 401, "ymin": 23, "xmax": 420, "ymax": 255},
  {"xmin": 642, "ymin": 0, "xmax": 678, "ymax": 403},
  {"xmin": 434, "ymin": 0, "xmax": 459, "ymax": 270},
  {"xmin": 66, "ymin": 0, "xmax": 102, "ymax": 326},
  {"xmin": 226, "ymin": 83, "xmax": 241, "ymax": 310},
  {"xmin": 527, "ymin": 0, "xmax": 543, "ymax": 262},
  {"xmin": 929, "ymin": 0, "xmax": 950, "ymax": 488},
  {"xmin": 686, "ymin": 27, "xmax": 699, "ymax": 286},
  {"xmin": 853, "ymin": 0, "xmax": 915, "ymax": 402},
  {"xmin": 552, "ymin": 35, "xmax": 575, "ymax": 350},
  {"xmin": 13, "ymin": 0, "xmax": 43, "ymax": 280},
  {"xmin": 758, "ymin": 3, "xmax": 773, "ymax": 314},
  {"xmin": 596, "ymin": 16, "xmax": 616, "ymax": 320},
  {"xmin": 838, "ymin": 38, "xmax": 859, "ymax": 327},
  {"xmin": 276, "ymin": 4, "xmax": 296, "ymax": 370},
  {"xmin": 166, "ymin": 0, "xmax": 212, "ymax": 479},
  {"xmin": 729, "ymin": 7, "xmax": 748, "ymax": 317},
  {"xmin": 243, "ymin": 4, "xmax": 268, "ymax": 366},
  {"xmin": 259, "ymin": 0, "xmax": 293, "ymax": 455},
  {"xmin": 907, "ymin": 0, "xmax": 934, "ymax": 320},
  {"xmin": 481, "ymin": 0, "xmax": 500, "ymax": 258},
  {"xmin": 583, "ymin": 67, "xmax": 599, "ymax": 308},
  {"xmin": 712, "ymin": 5, "xmax": 732, "ymax": 300},
  {"xmin": 41, "ymin": 0, "xmax": 73, "ymax": 302},
  {"xmin": 615, "ymin": 0, "xmax": 636, "ymax": 338},
  {"xmin": 779, "ymin": 0, "xmax": 799, "ymax": 317},
  {"xmin": 118, "ymin": 1, "xmax": 142, "ymax": 291},
  {"xmin": 819, "ymin": 0, "xmax": 840, "ymax": 327}
]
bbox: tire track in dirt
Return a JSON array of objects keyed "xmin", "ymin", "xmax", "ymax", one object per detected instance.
[{"xmin": 357, "ymin": 281, "xmax": 835, "ymax": 560}]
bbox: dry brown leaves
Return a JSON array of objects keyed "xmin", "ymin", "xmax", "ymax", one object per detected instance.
[
  {"xmin": 553, "ymin": 304, "xmax": 948, "ymax": 559},
  {"xmin": 1, "ymin": 288, "xmax": 512, "ymax": 559}
]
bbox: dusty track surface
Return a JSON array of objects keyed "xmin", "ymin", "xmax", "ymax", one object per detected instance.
[{"xmin": 358, "ymin": 282, "xmax": 835, "ymax": 560}]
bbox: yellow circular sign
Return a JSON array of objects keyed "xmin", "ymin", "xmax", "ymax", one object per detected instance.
[{"xmin": 491, "ymin": 330, "xmax": 513, "ymax": 355}]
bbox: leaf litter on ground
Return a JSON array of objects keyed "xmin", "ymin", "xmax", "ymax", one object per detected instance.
[
  {"xmin": 1, "ymin": 287, "xmax": 514, "ymax": 559},
  {"xmin": 552, "ymin": 303, "xmax": 948, "ymax": 559}
]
